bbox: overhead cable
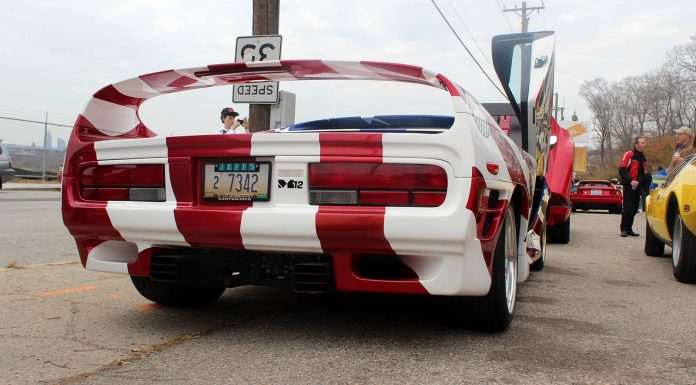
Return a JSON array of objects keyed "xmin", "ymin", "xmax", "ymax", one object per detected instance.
[{"xmin": 430, "ymin": 0, "xmax": 508, "ymax": 99}]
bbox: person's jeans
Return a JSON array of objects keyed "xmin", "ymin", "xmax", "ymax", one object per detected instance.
[{"xmin": 621, "ymin": 186, "xmax": 641, "ymax": 231}]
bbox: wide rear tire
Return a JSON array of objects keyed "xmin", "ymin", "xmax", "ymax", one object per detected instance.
[
  {"xmin": 466, "ymin": 205, "xmax": 518, "ymax": 331},
  {"xmin": 548, "ymin": 216, "xmax": 570, "ymax": 244},
  {"xmin": 131, "ymin": 276, "xmax": 226, "ymax": 306},
  {"xmin": 644, "ymin": 219, "xmax": 665, "ymax": 257},
  {"xmin": 672, "ymin": 214, "xmax": 696, "ymax": 283}
]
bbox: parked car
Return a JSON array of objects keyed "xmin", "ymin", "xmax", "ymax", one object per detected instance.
[
  {"xmin": 541, "ymin": 118, "xmax": 573, "ymax": 243},
  {"xmin": 482, "ymin": 110, "xmax": 574, "ymax": 245},
  {"xmin": 644, "ymin": 154, "xmax": 696, "ymax": 283},
  {"xmin": 0, "ymin": 141, "xmax": 15, "ymax": 189},
  {"xmin": 571, "ymin": 180, "xmax": 623, "ymax": 213},
  {"xmin": 62, "ymin": 32, "xmax": 557, "ymax": 330}
]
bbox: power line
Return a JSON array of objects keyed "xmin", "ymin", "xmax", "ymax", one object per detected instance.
[
  {"xmin": 494, "ymin": 0, "xmax": 515, "ymax": 33},
  {"xmin": 430, "ymin": 0, "xmax": 508, "ymax": 99},
  {"xmin": 0, "ymin": 115, "xmax": 73, "ymax": 128},
  {"xmin": 446, "ymin": 0, "xmax": 493, "ymax": 68}
]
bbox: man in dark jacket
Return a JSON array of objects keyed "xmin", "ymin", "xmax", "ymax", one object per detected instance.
[{"xmin": 618, "ymin": 136, "xmax": 648, "ymax": 237}]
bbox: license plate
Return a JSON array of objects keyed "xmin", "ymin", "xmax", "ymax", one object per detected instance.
[
  {"xmin": 203, "ymin": 161, "xmax": 271, "ymax": 201},
  {"xmin": 591, "ymin": 189, "xmax": 601, "ymax": 195}
]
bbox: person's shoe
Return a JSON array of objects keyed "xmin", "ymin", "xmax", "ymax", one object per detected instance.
[
  {"xmin": 627, "ymin": 230, "xmax": 640, "ymax": 237},
  {"xmin": 620, "ymin": 231, "xmax": 628, "ymax": 237}
]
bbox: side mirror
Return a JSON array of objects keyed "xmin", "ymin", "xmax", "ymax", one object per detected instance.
[{"xmin": 549, "ymin": 135, "xmax": 558, "ymax": 150}]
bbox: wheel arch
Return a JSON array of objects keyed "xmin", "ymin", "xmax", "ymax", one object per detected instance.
[
  {"xmin": 667, "ymin": 193, "xmax": 679, "ymax": 241},
  {"xmin": 510, "ymin": 184, "xmax": 530, "ymax": 283}
]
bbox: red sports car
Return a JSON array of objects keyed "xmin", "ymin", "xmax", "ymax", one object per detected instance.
[{"xmin": 570, "ymin": 180, "xmax": 623, "ymax": 213}]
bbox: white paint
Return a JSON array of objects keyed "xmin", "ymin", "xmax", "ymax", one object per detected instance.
[
  {"xmin": 82, "ymin": 98, "xmax": 140, "ymax": 137},
  {"xmin": 85, "ymin": 240, "xmax": 138, "ymax": 273},
  {"xmin": 94, "ymin": 137, "xmax": 168, "ymax": 160}
]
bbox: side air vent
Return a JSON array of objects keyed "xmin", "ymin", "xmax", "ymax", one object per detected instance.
[{"xmin": 293, "ymin": 263, "xmax": 333, "ymax": 294}]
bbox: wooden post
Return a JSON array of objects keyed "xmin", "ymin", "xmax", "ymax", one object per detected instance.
[{"xmin": 249, "ymin": 0, "xmax": 279, "ymax": 133}]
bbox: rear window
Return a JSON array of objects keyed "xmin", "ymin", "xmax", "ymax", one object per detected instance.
[{"xmin": 579, "ymin": 182, "xmax": 611, "ymax": 187}]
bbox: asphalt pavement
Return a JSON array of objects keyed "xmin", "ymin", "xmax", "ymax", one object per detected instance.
[{"xmin": 2, "ymin": 182, "xmax": 61, "ymax": 191}]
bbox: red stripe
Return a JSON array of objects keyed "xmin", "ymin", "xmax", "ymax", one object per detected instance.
[
  {"xmin": 315, "ymin": 133, "xmax": 427, "ymax": 294},
  {"xmin": 93, "ymin": 85, "xmax": 144, "ymax": 107},
  {"xmin": 168, "ymin": 135, "xmax": 253, "ymax": 249},
  {"xmin": 436, "ymin": 74, "xmax": 461, "ymax": 96},
  {"xmin": 319, "ymin": 133, "xmax": 383, "ymax": 160},
  {"xmin": 128, "ymin": 248, "xmax": 152, "ymax": 276},
  {"xmin": 139, "ymin": 70, "xmax": 200, "ymax": 91},
  {"xmin": 167, "ymin": 76, "xmax": 198, "ymax": 88},
  {"xmin": 361, "ymin": 61, "xmax": 427, "ymax": 79},
  {"xmin": 490, "ymin": 127, "xmax": 526, "ymax": 187}
]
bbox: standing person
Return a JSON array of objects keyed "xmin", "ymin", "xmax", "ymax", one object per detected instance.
[
  {"xmin": 668, "ymin": 126, "xmax": 695, "ymax": 171},
  {"xmin": 619, "ymin": 136, "xmax": 648, "ymax": 237},
  {"xmin": 217, "ymin": 107, "xmax": 249, "ymax": 134}
]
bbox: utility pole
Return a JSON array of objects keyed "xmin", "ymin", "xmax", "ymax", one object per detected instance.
[
  {"xmin": 42, "ymin": 112, "xmax": 48, "ymax": 181},
  {"xmin": 503, "ymin": 1, "xmax": 545, "ymax": 33},
  {"xmin": 250, "ymin": 0, "xmax": 279, "ymax": 133}
]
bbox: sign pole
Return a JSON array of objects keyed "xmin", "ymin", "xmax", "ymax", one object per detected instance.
[{"xmin": 250, "ymin": 0, "xmax": 279, "ymax": 133}]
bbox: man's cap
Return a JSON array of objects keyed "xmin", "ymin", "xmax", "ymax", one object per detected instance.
[
  {"xmin": 221, "ymin": 107, "xmax": 239, "ymax": 117},
  {"xmin": 674, "ymin": 126, "xmax": 693, "ymax": 136}
]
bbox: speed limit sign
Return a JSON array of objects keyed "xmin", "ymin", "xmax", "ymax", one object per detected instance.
[{"xmin": 234, "ymin": 35, "xmax": 282, "ymax": 104}]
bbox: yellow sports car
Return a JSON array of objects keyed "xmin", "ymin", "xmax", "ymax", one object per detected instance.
[{"xmin": 645, "ymin": 154, "xmax": 696, "ymax": 283}]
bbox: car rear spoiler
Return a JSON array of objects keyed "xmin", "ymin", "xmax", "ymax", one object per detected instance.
[{"xmin": 73, "ymin": 60, "xmax": 468, "ymax": 142}]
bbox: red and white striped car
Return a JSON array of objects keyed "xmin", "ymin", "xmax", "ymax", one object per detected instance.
[{"xmin": 62, "ymin": 32, "xmax": 556, "ymax": 330}]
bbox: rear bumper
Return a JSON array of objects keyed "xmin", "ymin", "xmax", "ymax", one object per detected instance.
[
  {"xmin": 65, "ymin": 176, "xmax": 498, "ymax": 297},
  {"xmin": 571, "ymin": 195, "xmax": 622, "ymax": 209}
]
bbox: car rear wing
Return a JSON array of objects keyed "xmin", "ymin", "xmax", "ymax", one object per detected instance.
[{"xmin": 73, "ymin": 60, "xmax": 474, "ymax": 142}]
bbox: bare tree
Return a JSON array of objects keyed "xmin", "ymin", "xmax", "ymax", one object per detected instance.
[
  {"xmin": 581, "ymin": 36, "xmax": 696, "ymax": 168},
  {"xmin": 580, "ymin": 78, "xmax": 614, "ymax": 164},
  {"xmin": 666, "ymin": 35, "xmax": 696, "ymax": 80}
]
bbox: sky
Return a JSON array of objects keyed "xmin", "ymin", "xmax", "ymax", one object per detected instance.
[{"xmin": 0, "ymin": 0, "xmax": 694, "ymax": 147}]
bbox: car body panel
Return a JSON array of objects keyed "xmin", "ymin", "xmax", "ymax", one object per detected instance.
[
  {"xmin": 61, "ymin": 59, "xmax": 545, "ymax": 297},
  {"xmin": 544, "ymin": 118, "xmax": 573, "ymax": 226},
  {"xmin": 646, "ymin": 155, "xmax": 696, "ymax": 243},
  {"xmin": 0, "ymin": 142, "xmax": 15, "ymax": 185}
]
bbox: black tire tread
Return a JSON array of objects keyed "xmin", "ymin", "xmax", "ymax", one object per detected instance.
[
  {"xmin": 130, "ymin": 276, "xmax": 226, "ymax": 306},
  {"xmin": 644, "ymin": 219, "xmax": 665, "ymax": 257},
  {"xmin": 548, "ymin": 216, "xmax": 570, "ymax": 244},
  {"xmin": 466, "ymin": 205, "xmax": 516, "ymax": 331},
  {"xmin": 673, "ymin": 215, "xmax": 696, "ymax": 283}
]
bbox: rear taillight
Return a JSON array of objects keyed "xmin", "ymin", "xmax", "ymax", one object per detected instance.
[
  {"xmin": 308, "ymin": 163, "xmax": 447, "ymax": 207},
  {"xmin": 80, "ymin": 164, "xmax": 165, "ymax": 202}
]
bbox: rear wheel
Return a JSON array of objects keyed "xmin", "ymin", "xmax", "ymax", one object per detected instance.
[
  {"xmin": 466, "ymin": 204, "xmax": 518, "ymax": 331},
  {"xmin": 672, "ymin": 213, "xmax": 696, "ymax": 283},
  {"xmin": 130, "ymin": 276, "xmax": 226, "ymax": 306},
  {"xmin": 530, "ymin": 215, "xmax": 547, "ymax": 271},
  {"xmin": 644, "ymin": 219, "xmax": 665, "ymax": 257},
  {"xmin": 548, "ymin": 216, "xmax": 570, "ymax": 244}
]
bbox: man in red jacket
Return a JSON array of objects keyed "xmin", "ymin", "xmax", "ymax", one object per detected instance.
[{"xmin": 618, "ymin": 136, "xmax": 648, "ymax": 237}]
